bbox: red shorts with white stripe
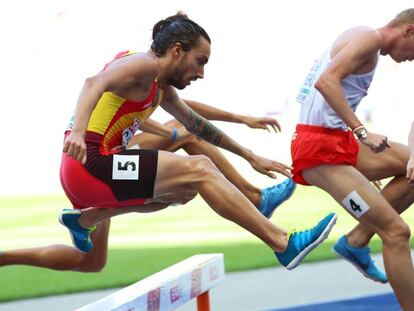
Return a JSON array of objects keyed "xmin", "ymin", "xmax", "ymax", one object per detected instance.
[{"xmin": 291, "ymin": 124, "xmax": 359, "ymax": 185}]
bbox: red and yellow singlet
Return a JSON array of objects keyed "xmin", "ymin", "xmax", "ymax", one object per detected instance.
[{"xmin": 61, "ymin": 51, "xmax": 162, "ymax": 208}]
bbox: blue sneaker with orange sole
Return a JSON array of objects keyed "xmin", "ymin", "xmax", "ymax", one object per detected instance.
[
  {"xmin": 59, "ymin": 209, "xmax": 95, "ymax": 253},
  {"xmin": 275, "ymin": 212, "xmax": 337, "ymax": 270},
  {"xmin": 333, "ymin": 235, "xmax": 388, "ymax": 283},
  {"xmin": 259, "ymin": 178, "xmax": 296, "ymax": 218}
]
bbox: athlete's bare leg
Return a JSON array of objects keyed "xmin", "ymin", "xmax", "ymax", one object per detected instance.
[
  {"xmin": 0, "ymin": 121, "xmax": 272, "ymax": 269},
  {"xmin": 133, "ymin": 119, "xmax": 261, "ymax": 207},
  {"xmin": 0, "ymin": 202, "xmax": 169, "ymax": 270},
  {"xmin": 303, "ymin": 164, "xmax": 414, "ymax": 310},
  {"xmin": 345, "ymin": 142, "xmax": 414, "ymax": 247},
  {"xmin": 0, "ymin": 221, "xmax": 111, "ymax": 271}
]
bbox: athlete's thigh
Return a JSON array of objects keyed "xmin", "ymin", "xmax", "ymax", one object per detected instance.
[
  {"xmin": 356, "ymin": 140, "xmax": 409, "ymax": 181},
  {"xmin": 303, "ymin": 164, "xmax": 399, "ymax": 232},
  {"xmin": 153, "ymin": 150, "xmax": 205, "ymax": 197}
]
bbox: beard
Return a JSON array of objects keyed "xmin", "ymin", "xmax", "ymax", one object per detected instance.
[
  {"xmin": 168, "ymin": 67, "xmax": 188, "ymax": 90},
  {"xmin": 169, "ymin": 77, "xmax": 187, "ymax": 89}
]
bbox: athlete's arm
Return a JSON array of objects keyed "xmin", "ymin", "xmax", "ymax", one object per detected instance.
[
  {"xmin": 139, "ymin": 119, "xmax": 190, "ymax": 140},
  {"xmin": 183, "ymin": 99, "xmax": 280, "ymax": 132},
  {"xmin": 406, "ymin": 121, "xmax": 414, "ymax": 183},
  {"xmin": 315, "ymin": 29, "xmax": 389, "ymax": 153},
  {"xmin": 64, "ymin": 56, "xmax": 159, "ymax": 164},
  {"xmin": 161, "ymin": 87, "xmax": 292, "ymax": 178},
  {"xmin": 140, "ymin": 119, "xmax": 175, "ymax": 138}
]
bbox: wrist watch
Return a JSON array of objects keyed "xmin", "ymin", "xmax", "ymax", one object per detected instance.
[{"xmin": 356, "ymin": 128, "xmax": 368, "ymax": 140}]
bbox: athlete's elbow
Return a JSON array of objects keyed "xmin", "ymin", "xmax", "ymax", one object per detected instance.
[
  {"xmin": 314, "ymin": 75, "xmax": 328, "ymax": 93},
  {"xmin": 84, "ymin": 75, "xmax": 99, "ymax": 88},
  {"xmin": 83, "ymin": 75, "xmax": 106, "ymax": 94},
  {"xmin": 315, "ymin": 73, "xmax": 340, "ymax": 95}
]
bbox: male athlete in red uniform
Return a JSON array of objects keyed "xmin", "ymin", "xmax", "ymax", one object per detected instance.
[{"xmin": 0, "ymin": 13, "xmax": 336, "ymax": 273}]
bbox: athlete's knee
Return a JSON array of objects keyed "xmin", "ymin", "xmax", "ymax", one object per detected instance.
[
  {"xmin": 176, "ymin": 186, "xmax": 198, "ymax": 204},
  {"xmin": 191, "ymin": 155, "xmax": 220, "ymax": 177},
  {"xmin": 180, "ymin": 188, "xmax": 198, "ymax": 203},
  {"xmin": 381, "ymin": 216, "xmax": 411, "ymax": 244},
  {"xmin": 77, "ymin": 255, "xmax": 107, "ymax": 272},
  {"xmin": 174, "ymin": 155, "xmax": 221, "ymax": 188}
]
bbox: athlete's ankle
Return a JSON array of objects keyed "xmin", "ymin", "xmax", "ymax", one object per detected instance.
[
  {"xmin": 344, "ymin": 234, "xmax": 370, "ymax": 248},
  {"xmin": 77, "ymin": 211, "xmax": 94, "ymax": 229},
  {"xmin": 271, "ymin": 232, "xmax": 289, "ymax": 253},
  {"xmin": 251, "ymin": 190, "xmax": 261, "ymax": 208}
]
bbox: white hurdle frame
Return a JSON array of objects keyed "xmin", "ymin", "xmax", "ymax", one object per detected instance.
[{"xmin": 77, "ymin": 253, "xmax": 225, "ymax": 311}]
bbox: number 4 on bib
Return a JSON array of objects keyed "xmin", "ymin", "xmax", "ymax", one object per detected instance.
[{"xmin": 342, "ymin": 191, "xmax": 369, "ymax": 218}]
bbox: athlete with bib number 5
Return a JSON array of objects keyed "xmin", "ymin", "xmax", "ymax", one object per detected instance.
[
  {"xmin": 293, "ymin": 8, "xmax": 414, "ymax": 310},
  {"xmin": 48, "ymin": 12, "xmax": 337, "ymax": 272}
]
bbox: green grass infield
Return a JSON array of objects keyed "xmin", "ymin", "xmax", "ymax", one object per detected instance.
[{"xmin": 1, "ymin": 185, "xmax": 413, "ymax": 301}]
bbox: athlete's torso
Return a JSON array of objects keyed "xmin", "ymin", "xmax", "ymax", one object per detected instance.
[
  {"xmin": 67, "ymin": 51, "xmax": 164, "ymax": 151},
  {"xmin": 296, "ymin": 48, "xmax": 378, "ymax": 130}
]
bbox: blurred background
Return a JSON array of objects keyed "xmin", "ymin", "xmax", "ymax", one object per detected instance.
[
  {"xmin": 0, "ymin": 0, "xmax": 414, "ymax": 304},
  {"xmin": 0, "ymin": 0, "xmax": 412, "ymax": 196}
]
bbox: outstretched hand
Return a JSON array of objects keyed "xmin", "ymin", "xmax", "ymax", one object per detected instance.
[
  {"xmin": 63, "ymin": 131, "xmax": 87, "ymax": 164},
  {"xmin": 241, "ymin": 115, "xmax": 281, "ymax": 133},
  {"xmin": 360, "ymin": 132, "xmax": 391, "ymax": 153},
  {"xmin": 248, "ymin": 153, "xmax": 293, "ymax": 179}
]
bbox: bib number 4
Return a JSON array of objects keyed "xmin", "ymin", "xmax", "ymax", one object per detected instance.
[
  {"xmin": 342, "ymin": 191, "xmax": 369, "ymax": 218},
  {"xmin": 349, "ymin": 199, "xmax": 362, "ymax": 213}
]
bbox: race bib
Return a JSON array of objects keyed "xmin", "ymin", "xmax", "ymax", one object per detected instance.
[
  {"xmin": 112, "ymin": 154, "xmax": 139, "ymax": 180},
  {"xmin": 342, "ymin": 191, "xmax": 370, "ymax": 218}
]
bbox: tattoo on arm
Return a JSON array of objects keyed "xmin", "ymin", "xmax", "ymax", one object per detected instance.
[{"xmin": 188, "ymin": 110, "xmax": 223, "ymax": 145}]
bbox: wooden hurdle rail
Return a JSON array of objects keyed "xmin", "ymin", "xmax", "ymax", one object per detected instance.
[{"xmin": 77, "ymin": 253, "xmax": 225, "ymax": 311}]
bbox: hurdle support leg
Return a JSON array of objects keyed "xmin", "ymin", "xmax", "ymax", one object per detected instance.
[{"xmin": 196, "ymin": 291, "xmax": 210, "ymax": 311}]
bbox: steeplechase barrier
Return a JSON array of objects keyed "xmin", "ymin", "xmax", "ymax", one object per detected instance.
[{"xmin": 77, "ymin": 253, "xmax": 225, "ymax": 311}]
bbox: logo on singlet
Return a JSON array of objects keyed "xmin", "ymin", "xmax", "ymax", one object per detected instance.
[
  {"xmin": 296, "ymin": 59, "xmax": 322, "ymax": 104},
  {"xmin": 112, "ymin": 154, "xmax": 139, "ymax": 180},
  {"xmin": 122, "ymin": 119, "xmax": 142, "ymax": 145}
]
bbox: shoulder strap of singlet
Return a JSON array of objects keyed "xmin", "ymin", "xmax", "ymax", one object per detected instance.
[{"xmin": 101, "ymin": 50, "xmax": 136, "ymax": 71}]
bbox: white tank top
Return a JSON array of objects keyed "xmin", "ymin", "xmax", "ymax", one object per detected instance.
[{"xmin": 296, "ymin": 50, "xmax": 378, "ymax": 130}]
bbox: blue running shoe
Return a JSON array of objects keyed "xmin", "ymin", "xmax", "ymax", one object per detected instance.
[
  {"xmin": 275, "ymin": 212, "xmax": 337, "ymax": 270},
  {"xmin": 333, "ymin": 235, "xmax": 388, "ymax": 283},
  {"xmin": 59, "ymin": 209, "xmax": 95, "ymax": 253},
  {"xmin": 259, "ymin": 178, "xmax": 296, "ymax": 218}
]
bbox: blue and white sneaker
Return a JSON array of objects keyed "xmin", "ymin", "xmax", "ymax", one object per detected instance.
[
  {"xmin": 59, "ymin": 209, "xmax": 95, "ymax": 253},
  {"xmin": 333, "ymin": 235, "xmax": 388, "ymax": 284},
  {"xmin": 259, "ymin": 178, "xmax": 296, "ymax": 218},
  {"xmin": 275, "ymin": 212, "xmax": 337, "ymax": 270}
]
